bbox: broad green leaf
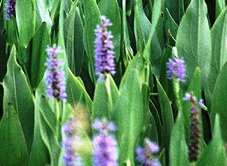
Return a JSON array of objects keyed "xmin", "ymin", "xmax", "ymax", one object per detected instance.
[
  {"xmin": 3, "ymin": 45, "xmax": 34, "ymax": 153},
  {"xmin": 157, "ymin": 78, "xmax": 174, "ymax": 150},
  {"xmin": 16, "ymin": 0, "xmax": 36, "ymax": 47},
  {"xmin": 30, "ymin": 23, "xmax": 50, "ymax": 89},
  {"xmin": 121, "ymin": 0, "xmax": 134, "ymax": 65},
  {"xmin": 36, "ymin": 0, "xmax": 52, "ymax": 28},
  {"xmin": 176, "ymin": 0, "xmax": 211, "ymax": 87},
  {"xmin": 134, "ymin": 0, "xmax": 151, "ymax": 52},
  {"xmin": 196, "ymin": 115, "xmax": 227, "ymax": 166},
  {"xmin": 164, "ymin": 9, "xmax": 178, "ymax": 45},
  {"xmin": 142, "ymin": 0, "xmax": 162, "ymax": 77},
  {"xmin": 92, "ymin": 74, "xmax": 118, "ymax": 121},
  {"xmin": 29, "ymin": 103, "xmax": 49, "ymax": 166},
  {"xmin": 169, "ymin": 111, "xmax": 189, "ymax": 166},
  {"xmin": 66, "ymin": 69, "xmax": 92, "ymax": 135},
  {"xmin": 39, "ymin": 112, "xmax": 61, "ymax": 166},
  {"xmin": 215, "ymin": 0, "xmax": 225, "ymax": 18},
  {"xmin": 83, "ymin": 0, "xmax": 101, "ymax": 82},
  {"xmin": 4, "ymin": 16, "xmax": 18, "ymax": 46},
  {"xmin": 164, "ymin": 0, "xmax": 184, "ymax": 24},
  {"xmin": 113, "ymin": 56, "xmax": 145, "ymax": 164},
  {"xmin": 98, "ymin": 0, "xmax": 121, "ymax": 61},
  {"xmin": 210, "ymin": 62, "xmax": 227, "ymax": 142},
  {"xmin": 207, "ymin": 7, "xmax": 227, "ymax": 107},
  {"xmin": 64, "ymin": 4, "xmax": 84, "ymax": 76},
  {"xmin": 0, "ymin": 104, "xmax": 28, "ymax": 165},
  {"xmin": 34, "ymin": 79, "xmax": 61, "ymax": 166}
]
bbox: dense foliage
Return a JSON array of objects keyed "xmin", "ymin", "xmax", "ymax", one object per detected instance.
[{"xmin": 0, "ymin": 0, "xmax": 227, "ymax": 165}]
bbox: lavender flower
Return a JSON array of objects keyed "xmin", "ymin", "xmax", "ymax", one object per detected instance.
[
  {"xmin": 45, "ymin": 44, "xmax": 66, "ymax": 102},
  {"xmin": 94, "ymin": 16, "xmax": 116, "ymax": 77},
  {"xmin": 92, "ymin": 119, "xmax": 118, "ymax": 166},
  {"xmin": 183, "ymin": 92, "xmax": 204, "ymax": 162},
  {"xmin": 4, "ymin": 0, "xmax": 16, "ymax": 20},
  {"xmin": 61, "ymin": 120, "xmax": 83, "ymax": 166},
  {"xmin": 136, "ymin": 139, "xmax": 161, "ymax": 166},
  {"xmin": 166, "ymin": 47, "xmax": 186, "ymax": 82}
]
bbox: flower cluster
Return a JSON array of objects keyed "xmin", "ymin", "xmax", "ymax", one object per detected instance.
[
  {"xmin": 136, "ymin": 139, "xmax": 161, "ymax": 166},
  {"xmin": 61, "ymin": 120, "xmax": 83, "ymax": 166},
  {"xmin": 4, "ymin": 0, "xmax": 16, "ymax": 20},
  {"xmin": 45, "ymin": 44, "xmax": 67, "ymax": 102},
  {"xmin": 183, "ymin": 92, "xmax": 205, "ymax": 162},
  {"xmin": 94, "ymin": 16, "xmax": 116, "ymax": 77},
  {"xmin": 166, "ymin": 47, "xmax": 186, "ymax": 82},
  {"xmin": 92, "ymin": 119, "xmax": 118, "ymax": 166}
]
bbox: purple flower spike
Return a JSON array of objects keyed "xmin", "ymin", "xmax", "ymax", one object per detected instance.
[
  {"xmin": 136, "ymin": 139, "xmax": 161, "ymax": 166},
  {"xmin": 45, "ymin": 44, "xmax": 67, "ymax": 102},
  {"xmin": 94, "ymin": 16, "xmax": 116, "ymax": 77},
  {"xmin": 92, "ymin": 119, "xmax": 118, "ymax": 166},
  {"xmin": 4, "ymin": 0, "xmax": 16, "ymax": 20},
  {"xmin": 61, "ymin": 120, "xmax": 83, "ymax": 166},
  {"xmin": 167, "ymin": 47, "xmax": 186, "ymax": 82}
]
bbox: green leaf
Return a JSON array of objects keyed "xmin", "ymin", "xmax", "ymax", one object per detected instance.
[
  {"xmin": 210, "ymin": 62, "xmax": 227, "ymax": 142},
  {"xmin": 30, "ymin": 23, "xmax": 50, "ymax": 89},
  {"xmin": 34, "ymin": 79, "xmax": 61, "ymax": 166},
  {"xmin": 164, "ymin": 0, "xmax": 184, "ymax": 24},
  {"xmin": 83, "ymin": 0, "xmax": 101, "ymax": 82},
  {"xmin": 113, "ymin": 56, "xmax": 145, "ymax": 164},
  {"xmin": 207, "ymin": 7, "xmax": 227, "ymax": 107},
  {"xmin": 29, "ymin": 104, "xmax": 49, "ymax": 166},
  {"xmin": 169, "ymin": 111, "xmax": 189, "ymax": 166},
  {"xmin": 16, "ymin": 0, "xmax": 36, "ymax": 47},
  {"xmin": 157, "ymin": 78, "xmax": 174, "ymax": 150},
  {"xmin": 36, "ymin": 0, "xmax": 52, "ymax": 28},
  {"xmin": 134, "ymin": 0, "xmax": 151, "ymax": 52},
  {"xmin": 196, "ymin": 115, "xmax": 227, "ymax": 166},
  {"xmin": 0, "ymin": 104, "xmax": 28, "ymax": 165},
  {"xmin": 176, "ymin": 0, "xmax": 211, "ymax": 87},
  {"xmin": 142, "ymin": 0, "xmax": 162, "ymax": 77},
  {"xmin": 66, "ymin": 69, "xmax": 93, "ymax": 135},
  {"xmin": 121, "ymin": 0, "xmax": 134, "ymax": 65},
  {"xmin": 92, "ymin": 74, "xmax": 119, "ymax": 120},
  {"xmin": 98, "ymin": 0, "xmax": 121, "ymax": 61},
  {"xmin": 39, "ymin": 112, "xmax": 61, "ymax": 166},
  {"xmin": 3, "ymin": 45, "xmax": 34, "ymax": 153},
  {"xmin": 164, "ymin": 9, "xmax": 178, "ymax": 45},
  {"xmin": 64, "ymin": 4, "xmax": 84, "ymax": 75},
  {"xmin": 215, "ymin": 0, "xmax": 225, "ymax": 19}
]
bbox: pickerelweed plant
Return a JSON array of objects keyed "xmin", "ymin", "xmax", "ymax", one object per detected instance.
[{"xmin": 1, "ymin": 0, "xmax": 227, "ymax": 166}]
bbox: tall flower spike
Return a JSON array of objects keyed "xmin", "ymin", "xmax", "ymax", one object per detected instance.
[
  {"xmin": 136, "ymin": 139, "xmax": 161, "ymax": 166},
  {"xmin": 61, "ymin": 120, "xmax": 84, "ymax": 166},
  {"xmin": 183, "ymin": 92, "xmax": 203, "ymax": 162},
  {"xmin": 45, "ymin": 44, "xmax": 67, "ymax": 102},
  {"xmin": 166, "ymin": 47, "xmax": 186, "ymax": 82},
  {"xmin": 92, "ymin": 119, "xmax": 118, "ymax": 166},
  {"xmin": 94, "ymin": 16, "xmax": 116, "ymax": 77},
  {"xmin": 4, "ymin": 0, "xmax": 16, "ymax": 20}
]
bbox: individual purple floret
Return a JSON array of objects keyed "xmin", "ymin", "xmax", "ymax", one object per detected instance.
[
  {"xmin": 136, "ymin": 139, "xmax": 161, "ymax": 166},
  {"xmin": 94, "ymin": 16, "xmax": 116, "ymax": 77},
  {"xmin": 4, "ymin": 0, "xmax": 16, "ymax": 20},
  {"xmin": 45, "ymin": 44, "xmax": 67, "ymax": 102},
  {"xmin": 183, "ymin": 92, "xmax": 205, "ymax": 108},
  {"xmin": 92, "ymin": 119, "xmax": 118, "ymax": 166},
  {"xmin": 61, "ymin": 120, "xmax": 83, "ymax": 166},
  {"xmin": 166, "ymin": 47, "xmax": 186, "ymax": 82}
]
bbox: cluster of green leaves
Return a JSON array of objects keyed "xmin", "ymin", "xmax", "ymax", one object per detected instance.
[{"xmin": 0, "ymin": 0, "xmax": 227, "ymax": 165}]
